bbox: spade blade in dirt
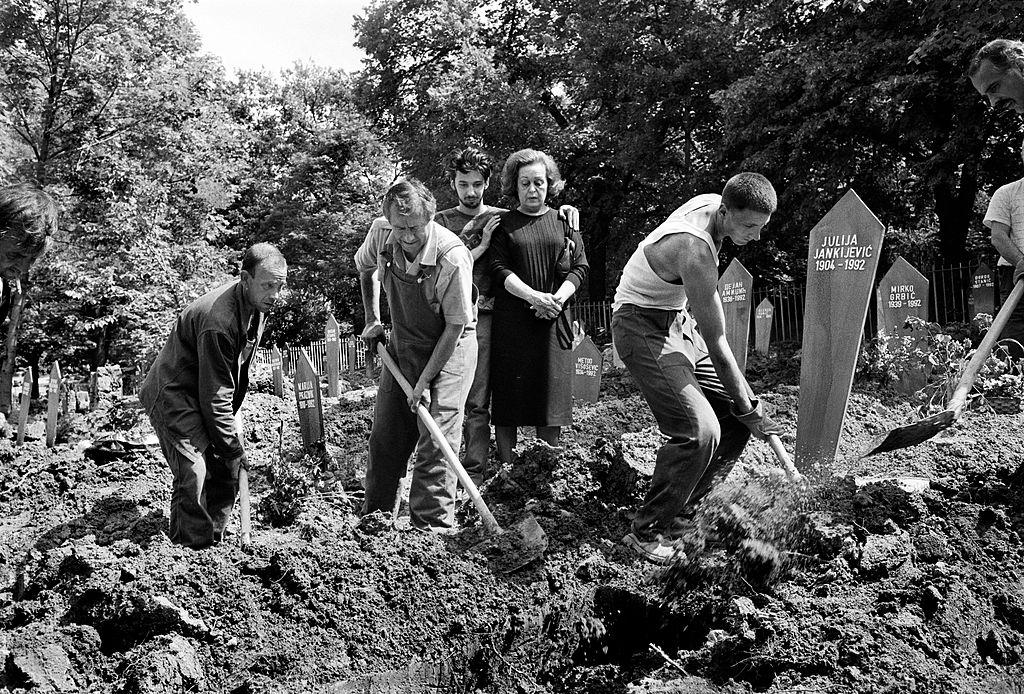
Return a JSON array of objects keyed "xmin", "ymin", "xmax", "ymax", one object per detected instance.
[
  {"xmin": 376, "ymin": 343, "xmax": 546, "ymax": 570},
  {"xmin": 474, "ymin": 514, "xmax": 548, "ymax": 574},
  {"xmin": 862, "ymin": 280, "xmax": 1024, "ymax": 458},
  {"xmin": 860, "ymin": 409, "xmax": 956, "ymax": 457}
]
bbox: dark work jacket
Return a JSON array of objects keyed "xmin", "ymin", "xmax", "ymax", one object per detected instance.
[{"xmin": 139, "ymin": 281, "xmax": 264, "ymax": 459}]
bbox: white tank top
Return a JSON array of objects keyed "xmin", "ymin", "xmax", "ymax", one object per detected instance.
[{"xmin": 613, "ymin": 194, "xmax": 721, "ymax": 311}]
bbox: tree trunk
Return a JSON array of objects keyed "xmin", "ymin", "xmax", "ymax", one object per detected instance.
[
  {"xmin": 0, "ymin": 287, "xmax": 29, "ymax": 418},
  {"xmin": 587, "ymin": 212, "xmax": 610, "ymax": 300}
]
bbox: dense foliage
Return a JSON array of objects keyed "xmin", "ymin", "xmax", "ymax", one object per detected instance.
[{"xmin": 1, "ymin": 0, "xmax": 1023, "ymax": 384}]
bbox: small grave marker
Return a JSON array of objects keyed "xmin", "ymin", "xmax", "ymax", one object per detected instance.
[
  {"xmin": 346, "ymin": 340, "xmax": 358, "ymax": 376},
  {"xmin": 719, "ymin": 259, "xmax": 753, "ymax": 372},
  {"xmin": 45, "ymin": 362, "xmax": 61, "ymax": 447},
  {"xmin": 754, "ymin": 299, "xmax": 774, "ymax": 355},
  {"xmin": 293, "ymin": 350, "xmax": 324, "ymax": 449},
  {"xmin": 875, "ymin": 256, "xmax": 929, "ymax": 335},
  {"xmin": 572, "ymin": 335, "xmax": 602, "ymax": 403},
  {"xmin": 16, "ymin": 367, "xmax": 32, "ymax": 445},
  {"xmin": 270, "ymin": 345, "xmax": 284, "ymax": 397},
  {"xmin": 971, "ymin": 262, "xmax": 995, "ymax": 318},
  {"xmin": 796, "ymin": 190, "xmax": 885, "ymax": 470},
  {"xmin": 325, "ymin": 316, "xmax": 341, "ymax": 397}
]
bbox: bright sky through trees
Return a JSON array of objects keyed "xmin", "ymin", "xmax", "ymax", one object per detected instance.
[{"xmin": 183, "ymin": 0, "xmax": 369, "ymax": 74}]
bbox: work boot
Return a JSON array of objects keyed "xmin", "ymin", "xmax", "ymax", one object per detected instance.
[{"xmin": 621, "ymin": 531, "xmax": 687, "ymax": 566}]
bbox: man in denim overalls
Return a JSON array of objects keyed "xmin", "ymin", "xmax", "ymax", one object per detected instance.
[{"xmin": 355, "ymin": 178, "xmax": 478, "ymax": 531}]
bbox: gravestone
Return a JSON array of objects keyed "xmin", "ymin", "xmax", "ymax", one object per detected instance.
[
  {"xmin": 325, "ymin": 316, "xmax": 341, "ymax": 397},
  {"xmin": 754, "ymin": 299, "xmax": 774, "ymax": 355},
  {"xmin": 796, "ymin": 190, "xmax": 885, "ymax": 470},
  {"xmin": 293, "ymin": 350, "xmax": 324, "ymax": 449},
  {"xmin": 16, "ymin": 367, "xmax": 32, "ymax": 445},
  {"xmin": 270, "ymin": 345, "xmax": 284, "ymax": 397},
  {"xmin": 719, "ymin": 259, "xmax": 753, "ymax": 372},
  {"xmin": 971, "ymin": 262, "xmax": 995, "ymax": 318},
  {"xmin": 875, "ymin": 256, "xmax": 929, "ymax": 335},
  {"xmin": 346, "ymin": 340, "xmax": 358, "ymax": 376},
  {"xmin": 45, "ymin": 362, "xmax": 61, "ymax": 448},
  {"xmin": 572, "ymin": 335, "xmax": 602, "ymax": 403}
]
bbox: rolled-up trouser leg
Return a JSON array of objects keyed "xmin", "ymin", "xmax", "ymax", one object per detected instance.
[
  {"xmin": 364, "ymin": 364, "xmax": 419, "ymax": 515},
  {"xmin": 612, "ymin": 307, "xmax": 721, "ymax": 539},
  {"xmin": 462, "ymin": 312, "xmax": 492, "ymax": 486},
  {"xmin": 409, "ymin": 337, "xmax": 477, "ymax": 530}
]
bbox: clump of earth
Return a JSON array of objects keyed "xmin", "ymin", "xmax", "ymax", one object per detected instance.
[{"xmin": 2, "ymin": 355, "xmax": 1024, "ymax": 693}]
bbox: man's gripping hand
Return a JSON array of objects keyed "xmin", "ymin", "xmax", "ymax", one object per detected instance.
[
  {"xmin": 360, "ymin": 322, "xmax": 386, "ymax": 352},
  {"xmin": 1014, "ymin": 258, "xmax": 1024, "ymax": 285},
  {"xmin": 731, "ymin": 399, "xmax": 784, "ymax": 440}
]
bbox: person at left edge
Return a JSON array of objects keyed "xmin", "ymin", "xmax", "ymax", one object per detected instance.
[
  {"xmin": 356, "ymin": 178, "xmax": 478, "ymax": 531},
  {"xmin": 140, "ymin": 243, "xmax": 287, "ymax": 549}
]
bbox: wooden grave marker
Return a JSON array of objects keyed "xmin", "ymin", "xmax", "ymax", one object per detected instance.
[
  {"xmin": 796, "ymin": 189, "xmax": 885, "ymax": 470},
  {"xmin": 45, "ymin": 362, "xmax": 61, "ymax": 447},
  {"xmin": 270, "ymin": 345, "xmax": 284, "ymax": 397},
  {"xmin": 970, "ymin": 262, "xmax": 995, "ymax": 318},
  {"xmin": 754, "ymin": 299, "xmax": 774, "ymax": 355},
  {"xmin": 719, "ymin": 259, "xmax": 753, "ymax": 372},
  {"xmin": 293, "ymin": 350, "xmax": 324, "ymax": 449},
  {"xmin": 346, "ymin": 339, "xmax": 358, "ymax": 377},
  {"xmin": 325, "ymin": 315, "xmax": 341, "ymax": 397},
  {"xmin": 875, "ymin": 256, "xmax": 929, "ymax": 335},
  {"xmin": 16, "ymin": 367, "xmax": 32, "ymax": 445},
  {"xmin": 572, "ymin": 335, "xmax": 603, "ymax": 403}
]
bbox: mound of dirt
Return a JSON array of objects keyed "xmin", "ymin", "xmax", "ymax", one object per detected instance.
[{"xmin": 3, "ymin": 374, "xmax": 1024, "ymax": 693}]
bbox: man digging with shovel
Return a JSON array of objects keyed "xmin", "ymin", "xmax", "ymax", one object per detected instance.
[
  {"xmin": 611, "ymin": 173, "xmax": 784, "ymax": 565},
  {"xmin": 140, "ymin": 243, "xmax": 287, "ymax": 549},
  {"xmin": 356, "ymin": 178, "xmax": 477, "ymax": 532}
]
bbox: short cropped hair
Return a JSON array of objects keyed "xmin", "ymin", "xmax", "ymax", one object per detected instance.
[
  {"xmin": 241, "ymin": 242, "xmax": 286, "ymax": 275},
  {"xmin": 0, "ymin": 183, "xmax": 58, "ymax": 258},
  {"xmin": 446, "ymin": 147, "xmax": 494, "ymax": 182},
  {"xmin": 968, "ymin": 39, "xmax": 1024, "ymax": 77},
  {"xmin": 722, "ymin": 173, "xmax": 777, "ymax": 215},
  {"xmin": 500, "ymin": 149, "xmax": 565, "ymax": 198},
  {"xmin": 383, "ymin": 177, "xmax": 437, "ymax": 220}
]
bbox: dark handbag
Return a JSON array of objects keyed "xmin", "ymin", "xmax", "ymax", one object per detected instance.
[{"xmin": 551, "ymin": 221, "xmax": 576, "ymax": 350}]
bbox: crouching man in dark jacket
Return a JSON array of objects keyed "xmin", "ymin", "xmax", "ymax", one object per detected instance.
[{"xmin": 140, "ymin": 243, "xmax": 287, "ymax": 548}]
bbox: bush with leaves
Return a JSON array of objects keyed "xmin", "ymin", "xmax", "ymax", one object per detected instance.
[
  {"xmin": 858, "ymin": 315, "xmax": 1024, "ymax": 414},
  {"xmin": 259, "ymin": 451, "xmax": 324, "ymax": 527}
]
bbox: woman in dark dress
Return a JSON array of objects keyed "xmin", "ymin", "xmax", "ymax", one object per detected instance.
[{"xmin": 489, "ymin": 149, "xmax": 588, "ymax": 464}]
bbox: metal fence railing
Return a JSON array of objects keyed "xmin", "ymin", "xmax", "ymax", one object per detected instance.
[{"xmin": 256, "ymin": 262, "xmax": 1000, "ymax": 370}]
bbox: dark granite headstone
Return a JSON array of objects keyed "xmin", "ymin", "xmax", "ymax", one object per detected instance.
[
  {"xmin": 294, "ymin": 350, "xmax": 324, "ymax": 449},
  {"xmin": 572, "ymin": 336, "xmax": 602, "ymax": 403},
  {"xmin": 719, "ymin": 259, "xmax": 753, "ymax": 372},
  {"xmin": 875, "ymin": 256, "xmax": 929, "ymax": 335},
  {"xmin": 754, "ymin": 299, "xmax": 773, "ymax": 355}
]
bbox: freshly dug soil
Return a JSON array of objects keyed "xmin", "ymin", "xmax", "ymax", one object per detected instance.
[{"xmin": 2, "ymin": 363, "xmax": 1024, "ymax": 693}]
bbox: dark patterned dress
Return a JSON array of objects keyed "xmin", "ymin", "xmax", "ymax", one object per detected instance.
[{"xmin": 489, "ymin": 208, "xmax": 588, "ymax": 426}]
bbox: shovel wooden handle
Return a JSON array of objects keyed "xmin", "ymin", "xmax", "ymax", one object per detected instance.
[
  {"xmin": 376, "ymin": 343, "xmax": 503, "ymax": 535},
  {"xmin": 949, "ymin": 279, "xmax": 1024, "ymax": 412},
  {"xmin": 768, "ymin": 434, "xmax": 803, "ymax": 483},
  {"xmin": 238, "ymin": 467, "xmax": 252, "ymax": 547}
]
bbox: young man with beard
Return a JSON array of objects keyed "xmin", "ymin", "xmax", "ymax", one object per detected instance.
[{"xmin": 433, "ymin": 147, "xmax": 579, "ymax": 485}]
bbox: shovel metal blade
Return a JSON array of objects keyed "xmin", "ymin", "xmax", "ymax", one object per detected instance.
[
  {"xmin": 860, "ymin": 409, "xmax": 957, "ymax": 458},
  {"xmin": 473, "ymin": 514, "xmax": 549, "ymax": 574}
]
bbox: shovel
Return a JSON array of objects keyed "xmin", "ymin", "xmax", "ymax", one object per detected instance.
[
  {"xmin": 238, "ymin": 468, "xmax": 252, "ymax": 548},
  {"xmin": 768, "ymin": 434, "xmax": 804, "ymax": 483},
  {"xmin": 862, "ymin": 279, "xmax": 1024, "ymax": 457},
  {"xmin": 376, "ymin": 343, "xmax": 548, "ymax": 572}
]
